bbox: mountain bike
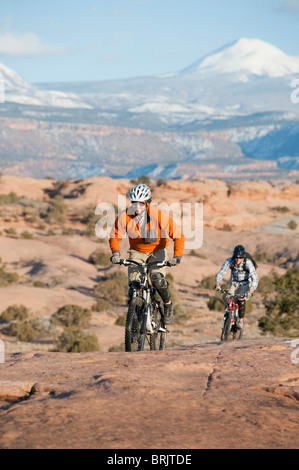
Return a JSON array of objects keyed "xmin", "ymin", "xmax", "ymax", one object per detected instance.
[
  {"xmin": 117, "ymin": 259, "xmax": 173, "ymax": 352},
  {"xmin": 218, "ymin": 288, "xmax": 245, "ymax": 341}
]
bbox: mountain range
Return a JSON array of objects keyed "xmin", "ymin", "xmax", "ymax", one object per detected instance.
[{"xmin": 0, "ymin": 37, "xmax": 299, "ymax": 180}]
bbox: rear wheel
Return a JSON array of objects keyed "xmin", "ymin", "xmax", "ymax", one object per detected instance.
[
  {"xmin": 125, "ymin": 296, "xmax": 146, "ymax": 352},
  {"xmin": 150, "ymin": 303, "xmax": 167, "ymax": 351}
]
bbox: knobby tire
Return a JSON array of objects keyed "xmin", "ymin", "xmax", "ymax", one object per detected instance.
[
  {"xmin": 125, "ymin": 296, "xmax": 146, "ymax": 352},
  {"xmin": 221, "ymin": 310, "xmax": 232, "ymax": 341},
  {"xmin": 150, "ymin": 303, "xmax": 166, "ymax": 351}
]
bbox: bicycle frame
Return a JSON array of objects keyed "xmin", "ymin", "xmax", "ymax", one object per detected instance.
[
  {"xmin": 224, "ymin": 295, "xmax": 239, "ymax": 327},
  {"xmin": 219, "ymin": 288, "xmax": 244, "ymax": 341},
  {"xmin": 120, "ymin": 259, "xmax": 170, "ymax": 339}
]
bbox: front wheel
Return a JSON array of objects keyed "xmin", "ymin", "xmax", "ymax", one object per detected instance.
[
  {"xmin": 125, "ymin": 296, "xmax": 146, "ymax": 352},
  {"xmin": 221, "ymin": 309, "xmax": 232, "ymax": 341}
]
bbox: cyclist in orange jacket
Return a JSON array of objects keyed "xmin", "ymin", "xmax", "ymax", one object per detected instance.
[{"xmin": 109, "ymin": 183, "xmax": 185, "ymax": 324}]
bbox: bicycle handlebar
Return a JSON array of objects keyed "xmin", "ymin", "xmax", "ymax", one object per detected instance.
[
  {"xmin": 219, "ymin": 288, "xmax": 231, "ymax": 295},
  {"xmin": 118, "ymin": 259, "xmax": 173, "ymax": 268},
  {"xmin": 218, "ymin": 287, "xmax": 252, "ymax": 300}
]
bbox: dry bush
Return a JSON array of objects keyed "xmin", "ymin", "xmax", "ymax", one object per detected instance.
[
  {"xmin": 288, "ymin": 220, "xmax": 297, "ymax": 231},
  {"xmin": 89, "ymin": 249, "xmax": 111, "ymax": 266},
  {"xmin": 51, "ymin": 304, "xmax": 92, "ymax": 328},
  {"xmin": 93, "ymin": 271, "xmax": 128, "ymax": 303},
  {"xmin": 53, "ymin": 328, "xmax": 100, "ymax": 352},
  {"xmin": 0, "ymin": 192, "xmax": 21, "ymax": 204},
  {"xmin": 1, "ymin": 305, "xmax": 47, "ymax": 342},
  {"xmin": 207, "ymin": 297, "xmax": 225, "ymax": 312},
  {"xmin": 91, "ymin": 299, "xmax": 111, "ymax": 312},
  {"xmin": 21, "ymin": 230, "xmax": 34, "ymax": 239},
  {"xmin": 109, "ymin": 342, "xmax": 125, "ymax": 352},
  {"xmin": 259, "ymin": 268, "xmax": 299, "ymax": 337},
  {"xmin": 173, "ymin": 305, "xmax": 192, "ymax": 325},
  {"xmin": 115, "ymin": 314, "xmax": 126, "ymax": 326},
  {"xmin": 0, "ymin": 265, "xmax": 19, "ymax": 287},
  {"xmin": 44, "ymin": 195, "xmax": 68, "ymax": 224},
  {"xmin": 200, "ymin": 274, "xmax": 217, "ymax": 290},
  {"xmin": 1, "ymin": 304, "xmax": 30, "ymax": 322},
  {"xmin": 8, "ymin": 320, "xmax": 41, "ymax": 342}
]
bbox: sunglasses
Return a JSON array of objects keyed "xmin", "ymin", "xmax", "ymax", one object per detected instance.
[{"xmin": 132, "ymin": 201, "xmax": 146, "ymax": 206}]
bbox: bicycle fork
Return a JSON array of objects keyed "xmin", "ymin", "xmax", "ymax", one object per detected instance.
[{"xmin": 140, "ymin": 288, "xmax": 152, "ymax": 335}]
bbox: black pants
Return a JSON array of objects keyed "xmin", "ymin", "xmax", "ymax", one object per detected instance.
[{"xmin": 230, "ymin": 284, "xmax": 249, "ymax": 319}]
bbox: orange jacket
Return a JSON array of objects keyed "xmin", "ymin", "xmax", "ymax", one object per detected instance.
[{"xmin": 109, "ymin": 204, "xmax": 184, "ymax": 256}]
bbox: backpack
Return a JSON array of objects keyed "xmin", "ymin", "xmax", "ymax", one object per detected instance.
[{"xmin": 243, "ymin": 252, "xmax": 257, "ymax": 271}]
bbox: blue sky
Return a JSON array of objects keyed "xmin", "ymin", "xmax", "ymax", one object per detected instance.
[{"xmin": 0, "ymin": 0, "xmax": 298, "ymax": 84}]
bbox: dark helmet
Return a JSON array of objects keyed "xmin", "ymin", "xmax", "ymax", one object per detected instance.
[{"xmin": 233, "ymin": 245, "xmax": 245, "ymax": 258}]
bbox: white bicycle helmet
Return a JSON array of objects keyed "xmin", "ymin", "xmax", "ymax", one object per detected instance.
[{"xmin": 129, "ymin": 184, "xmax": 151, "ymax": 202}]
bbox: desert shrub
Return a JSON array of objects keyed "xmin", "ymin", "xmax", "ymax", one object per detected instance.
[
  {"xmin": 115, "ymin": 314, "xmax": 126, "ymax": 326},
  {"xmin": 0, "ymin": 192, "xmax": 21, "ymax": 204},
  {"xmin": 91, "ymin": 299, "xmax": 111, "ymax": 312},
  {"xmin": 271, "ymin": 206, "xmax": 289, "ymax": 213},
  {"xmin": 254, "ymin": 251, "xmax": 275, "ymax": 263},
  {"xmin": 93, "ymin": 271, "xmax": 128, "ymax": 302},
  {"xmin": 156, "ymin": 178, "xmax": 166, "ymax": 187},
  {"xmin": 53, "ymin": 328, "xmax": 100, "ymax": 352},
  {"xmin": 222, "ymin": 224, "xmax": 232, "ymax": 231},
  {"xmin": 51, "ymin": 304, "xmax": 92, "ymax": 328},
  {"xmin": 21, "ymin": 230, "xmax": 34, "ymax": 239},
  {"xmin": 0, "ymin": 265, "xmax": 19, "ymax": 286},
  {"xmin": 0, "ymin": 304, "xmax": 29, "ymax": 322},
  {"xmin": 82, "ymin": 211, "xmax": 99, "ymax": 236},
  {"xmin": 48, "ymin": 277, "xmax": 63, "ymax": 288},
  {"xmin": 8, "ymin": 320, "xmax": 40, "ymax": 342},
  {"xmin": 33, "ymin": 280, "xmax": 49, "ymax": 288},
  {"xmin": 258, "ymin": 269, "xmax": 299, "ymax": 337},
  {"xmin": 173, "ymin": 305, "xmax": 192, "ymax": 325},
  {"xmin": 89, "ymin": 249, "xmax": 111, "ymax": 266},
  {"xmin": 165, "ymin": 273, "xmax": 174, "ymax": 283},
  {"xmin": 257, "ymin": 272, "xmax": 277, "ymax": 296},
  {"xmin": 288, "ymin": 220, "xmax": 297, "ymax": 230},
  {"xmin": 62, "ymin": 227, "xmax": 76, "ymax": 236},
  {"xmin": 130, "ymin": 175, "xmax": 151, "ymax": 185},
  {"xmin": 109, "ymin": 342, "xmax": 125, "ymax": 352},
  {"xmin": 200, "ymin": 274, "xmax": 218, "ymax": 290},
  {"xmin": 5, "ymin": 227, "xmax": 17, "ymax": 236},
  {"xmin": 207, "ymin": 297, "xmax": 225, "ymax": 312},
  {"xmin": 44, "ymin": 195, "xmax": 68, "ymax": 224}
]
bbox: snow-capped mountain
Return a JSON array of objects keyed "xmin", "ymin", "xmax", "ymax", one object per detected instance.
[
  {"xmin": 0, "ymin": 62, "xmax": 32, "ymax": 90},
  {"xmin": 1, "ymin": 37, "xmax": 298, "ymax": 112},
  {"xmin": 0, "ymin": 62, "xmax": 92, "ymax": 109},
  {"xmin": 180, "ymin": 38, "xmax": 299, "ymax": 81},
  {"xmin": 1, "ymin": 37, "xmax": 299, "ymax": 179}
]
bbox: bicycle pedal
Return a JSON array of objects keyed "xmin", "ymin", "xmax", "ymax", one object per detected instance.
[{"xmin": 158, "ymin": 327, "xmax": 167, "ymax": 332}]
